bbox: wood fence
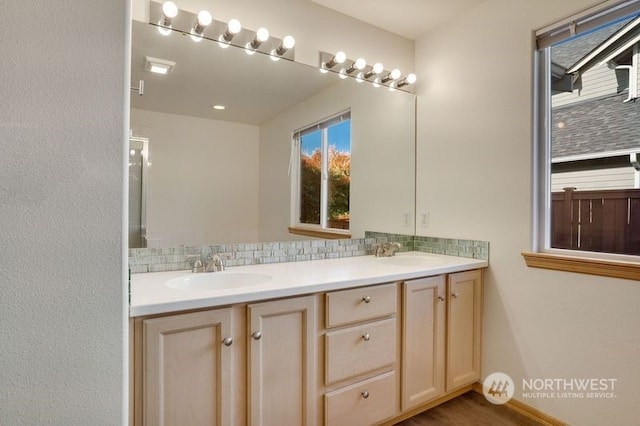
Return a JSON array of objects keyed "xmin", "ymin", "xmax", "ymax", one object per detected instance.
[{"xmin": 551, "ymin": 188, "xmax": 640, "ymax": 255}]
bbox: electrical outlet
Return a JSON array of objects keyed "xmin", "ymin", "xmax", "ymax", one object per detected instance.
[
  {"xmin": 420, "ymin": 211, "xmax": 430, "ymax": 228},
  {"xmin": 403, "ymin": 212, "xmax": 411, "ymax": 227}
]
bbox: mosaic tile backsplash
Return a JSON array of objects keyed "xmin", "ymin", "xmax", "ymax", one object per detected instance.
[{"xmin": 129, "ymin": 231, "xmax": 489, "ymax": 273}]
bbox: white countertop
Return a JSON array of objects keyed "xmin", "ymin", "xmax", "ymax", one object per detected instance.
[{"xmin": 130, "ymin": 252, "xmax": 488, "ymax": 317}]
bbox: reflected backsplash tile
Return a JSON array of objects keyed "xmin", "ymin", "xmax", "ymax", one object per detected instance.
[{"xmin": 129, "ymin": 232, "xmax": 489, "ymax": 273}]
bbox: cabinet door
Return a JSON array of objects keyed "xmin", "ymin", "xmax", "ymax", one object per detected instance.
[
  {"xmin": 248, "ymin": 295, "xmax": 317, "ymax": 426},
  {"xmin": 402, "ymin": 276, "xmax": 445, "ymax": 410},
  {"xmin": 143, "ymin": 308, "xmax": 234, "ymax": 426},
  {"xmin": 446, "ymin": 269, "xmax": 482, "ymax": 391}
]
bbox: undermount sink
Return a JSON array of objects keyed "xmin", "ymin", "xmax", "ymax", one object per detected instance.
[
  {"xmin": 166, "ymin": 272, "xmax": 272, "ymax": 291},
  {"xmin": 376, "ymin": 255, "xmax": 448, "ymax": 267}
]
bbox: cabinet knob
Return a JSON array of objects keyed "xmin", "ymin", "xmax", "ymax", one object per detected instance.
[
  {"xmin": 362, "ymin": 296, "xmax": 371, "ymax": 303},
  {"xmin": 451, "ymin": 293, "xmax": 459, "ymax": 299},
  {"xmin": 438, "ymin": 296, "xmax": 445, "ymax": 302},
  {"xmin": 362, "ymin": 333, "xmax": 371, "ymax": 342},
  {"xmin": 252, "ymin": 331, "xmax": 262, "ymax": 341},
  {"xmin": 361, "ymin": 391, "xmax": 370, "ymax": 399},
  {"xmin": 222, "ymin": 337, "xmax": 233, "ymax": 346}
]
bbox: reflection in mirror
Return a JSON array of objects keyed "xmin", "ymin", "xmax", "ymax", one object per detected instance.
[{"xmin": 129, "ymin": 20, "xmax": 416, "ymax": 248}]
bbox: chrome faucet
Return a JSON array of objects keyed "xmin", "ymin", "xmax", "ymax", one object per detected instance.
[
  {"xmin": 186, "ymin": 254, "xmax": 205, "ymax": 273},
  {"xmin": 205, "ymin": 254, "xmax": 225, "ymax": 272},
  {"xmin": 375, "ymin": 242, "xmax": 401, "ymax": 257}
]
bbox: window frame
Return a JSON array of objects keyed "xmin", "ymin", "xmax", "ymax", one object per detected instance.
[
  {"xmin": 526, "ymin": 0, "xmax": 640, "ymax": 280},
  {"xmin": 289, "ymin": 111, "xmax": 352, "ymax": 239}
]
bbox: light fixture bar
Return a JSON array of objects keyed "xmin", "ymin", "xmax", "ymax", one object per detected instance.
[
  {"xmin": 318, "ymin": 51, "xmax": 416, "ymax": 92},
  {"xmin": 148, "ymin": 1, "xmax": 295, "ymax": 61}
]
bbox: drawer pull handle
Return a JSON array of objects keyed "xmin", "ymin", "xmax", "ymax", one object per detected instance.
[
  {"xmin": 361, "ymin": 391, "xmax": 370, "ymax": 399},
  {"xmin": 222, "ymin": 337, "xmax": 233, "ymax": 346},
  {"xmin": 252, "ymin": 331, "xmax": 262, "ymax": 341},
  {"xmin": 438, "ymin": 296, "xmax": 445, "ymax": 301},
  {"xmin": 362, "ymin": 296, "xmax": 371, "ymax": 303},
  {"xmin": 362, "ymin": 333, "xmax": 371, "ymax": 341},
  {"xmin": 451, "ymin": 293, "xmax": 459, "ymax": 299}
]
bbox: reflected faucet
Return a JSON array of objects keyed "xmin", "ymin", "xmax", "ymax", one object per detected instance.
[
  {"xmin": 375, "ymin": 242, "xmax": 401, "ymax": 257},
  {"xmin": 186, "ymin": 254, "xmax": 205, "ymax": 273},
  {"xmin": 205, "ymin": 254, "xmax": 225, "ymax": 272}
]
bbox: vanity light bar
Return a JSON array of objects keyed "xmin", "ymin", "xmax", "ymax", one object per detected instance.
[
  {"xmin": 149, "ymin": 1, "xmax": 295, "ymax": 61},
  {"xmin": 318, "ymin": 51, "xmax": 417, "ymax": 92}
]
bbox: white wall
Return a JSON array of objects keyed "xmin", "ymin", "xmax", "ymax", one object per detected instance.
[
  {"xmin": 415, "ymin": 0, "xmax": 640, "ymax": 424},
  {"xmin": 0, "ymin": 1, "xmax": 128, "ymax": 424},
  {"xmin": 258, "ymin": 79, "xmax": 416, "ymax": 242},
  {"xmin": 131, "ymin": 109, "xmax": 260, "ymax": 246}
]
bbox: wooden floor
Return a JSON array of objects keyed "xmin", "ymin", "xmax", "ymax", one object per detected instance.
[{"xmin": 394, "ymin": 391, "xmax": 543, "ymax": 426}]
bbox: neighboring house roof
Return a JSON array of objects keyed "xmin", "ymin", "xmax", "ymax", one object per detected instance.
[
  {"xmin": 552, "ymin": 19, "xmax": 630, "ymax": 69},
  {"xmin": 552, "ymin": 93, "xmax": 639, "ymax": 158},
  {"xmin": 566, "ymin": 15, "xmax": 640, "ymax": 74}
]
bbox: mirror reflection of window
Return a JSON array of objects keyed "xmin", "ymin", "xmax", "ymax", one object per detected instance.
[
  {"xmin": 129, "ymin": 137, "xmax": 149, "ymax": 249},
  {"xmin": 296, "ymin": 111, "xmax": 351, "ymax": 231}
]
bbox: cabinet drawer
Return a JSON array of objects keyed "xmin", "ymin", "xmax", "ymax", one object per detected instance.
[
  {"xmin": 325, "ymin": 371, "xmax": 396, "ymax": 426},
  {"xmin": 326, "ymin": 283, "xmax": 397, "ymax": 328},
  {"xmin": 326, "ymin": 318, "xmax": 396, "ymax": 385}
]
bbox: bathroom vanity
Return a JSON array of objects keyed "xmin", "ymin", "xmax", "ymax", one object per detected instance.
[{"xmin": 129, "ymin": 252, "xmax": 486, "ymax": 425}]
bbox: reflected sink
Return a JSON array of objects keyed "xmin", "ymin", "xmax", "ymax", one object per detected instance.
[
  {"xmin": 376, "ymin": 255, "xmax": 448, "ymax": 267},
  {"xmin": 166, "ymin": 272, "xmax": 272, "ymax": 291}
]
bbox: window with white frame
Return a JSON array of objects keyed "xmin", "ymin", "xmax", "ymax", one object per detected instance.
[
  {"xmin": 534, "ymin": 1, "xmax": 640, "ymax": 261},
  {"xmin": 291, "ymin": 111, "xmax": 351, "ymax": 234}
]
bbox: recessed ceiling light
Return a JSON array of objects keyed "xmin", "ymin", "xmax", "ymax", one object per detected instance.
[{"xmin": 212, "ymin": 105, "xmax": 226, "ymax": 110}]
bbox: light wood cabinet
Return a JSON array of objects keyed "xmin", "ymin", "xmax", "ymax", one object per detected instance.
[
  {"xmin": 323, "ymin": 284, "xmax": 400, "ymax": 426},
  {"xmin": 132, "ymin": 268, "xmax": 483, "ymax": 426},
  {"xmin": 141, "ymin": 308, "xmax": 235, "ymax": 426},
  {"xmin": 325, "ymin": 371, "xmax": 397, "ymax": 426},
  {"xmin": 446, "ymin": 269, "xmax": 483, "ymax": 391},
  {"xmin": 401, "ymin": 270, "xmax": 483, "ymax": 413},
  {"xmin": 401, "ymin": 276, "xmax": 446, "ymax": 411},
  {"xmin": 247, "ymin": 295, "xmax": 318, "ymax": 426}
]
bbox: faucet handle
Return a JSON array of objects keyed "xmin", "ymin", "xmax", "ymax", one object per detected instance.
[
  {"xmin": 186, "ymin": 254, "xmax": 203, "ymax": 273},
  {"xmin": 212, "ymin": 254, "xmax": 225, "ymax": 271}
]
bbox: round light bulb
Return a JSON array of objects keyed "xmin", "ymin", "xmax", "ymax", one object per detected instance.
[
  {"xmin": 162, "ymin": 1, "xmax": 178, "ymax": 18},
  {"xmin": 218, "ymin": 35, "xmax": 231, "ymax": 48},
  {"xmin": 354, "ymin": 58, "xmax": 366, "ymax": 70},
  {"xmin": 335, "ymin": 51, "xmax": 347, "ymax": 64},
  {"xmin": 390, "ymin": 69, "xmax": 402, "ymax": 80},
  {"xmin": 157, "ymin": 26, "xmax": 172, "ymax": 36},
  {"xmin": 197, "ymin": 10, "xmax": 212, "ymax": 26},
  {"xmin": 406, "ymin": 73, "xmax": 417, "ymax": 84},
  {"xmin": 256, "ymin": 27, "xmax": 269, "ymax": 42},
  {"xmin": 372, "ymin": 63, "xmax": 384, "ymax": 74},
  {"xmin": 282, "ymin": 35, "xmax": 296, "ymax": 50},
  {"xmin": 228, "ymin": 19, "xmax": 242, "ymax": 34},
  {"xmin": 130, "ymin": 149, "xmax": 136, "ymax": 156}
]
